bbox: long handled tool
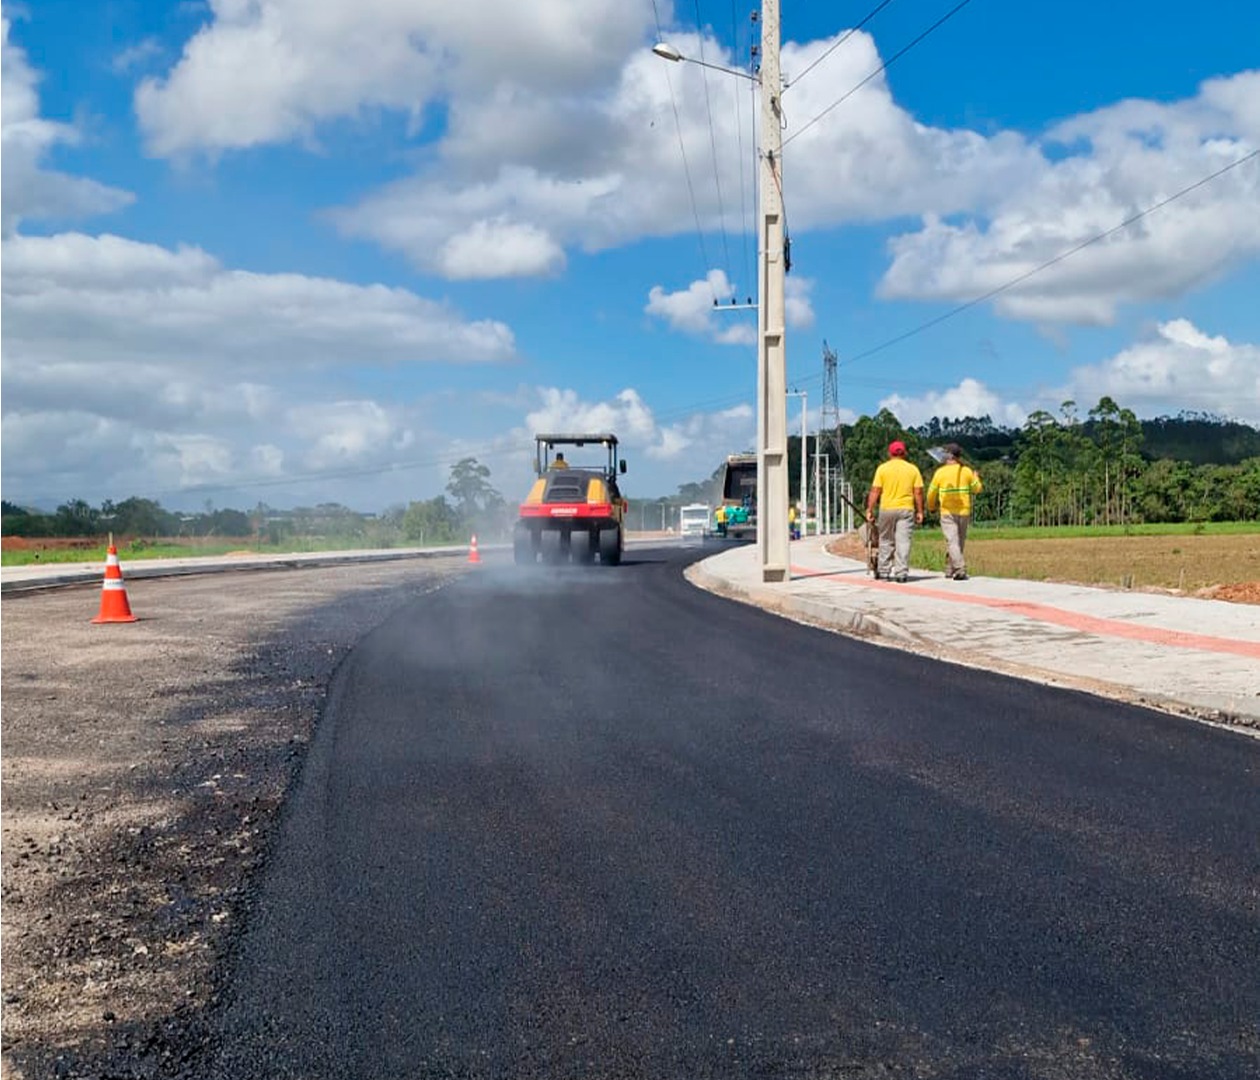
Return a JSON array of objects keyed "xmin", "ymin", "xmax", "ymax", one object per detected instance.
[{"xmin": 831, "ymin": 487, "xmax": 880, "ymax": 578}]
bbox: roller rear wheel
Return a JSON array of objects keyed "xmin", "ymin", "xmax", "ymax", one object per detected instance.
[
  {"xmin": 598, "ymin": 526, "xmax": 622, "ymax": 566},
  {"xmin": 539, "ymin": 529, "xmax": 564, "ymax": 564}
]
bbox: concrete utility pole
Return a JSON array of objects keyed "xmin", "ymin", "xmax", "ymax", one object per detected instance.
[
  {"xmin": 652, "ymin": 7, "xmax": 786, "ymax": 574},
  {"xmin": 757, "ymin": 0, "xmax": 789, "ymax": 582}
]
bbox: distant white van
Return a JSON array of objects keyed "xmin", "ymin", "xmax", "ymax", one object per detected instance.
[{"xmin": 679, "ymin": 503, "xmax": 711, "ymax": 538}]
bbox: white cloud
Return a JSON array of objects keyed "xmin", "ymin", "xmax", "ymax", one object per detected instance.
[
  {"xmin": 876, "ymin": 321, "xmax": 1260, "ymax": 430},
  {"xmin": 645, "ymin": 270, "xmax": 813, "ymax": 345},
  {"xmin": 879, "ymin": 72, "xmax": 1260, "ymax": 325},
  {"xmin": 1, "ymin": 230, "xmax": 519, "ymax": 505},
  {"xmin": 396, "ymin": 387, "xmax": 756, "ymax": 503},
  {"xmin": 524, "ymin": 387, "xmax": 659, "ymax": 446},
  {"xmin": 321, "ymin": 24, "xmax": 1045, "ymax": 277},
  {"xmin": 135, "ymin": 0, "xmax": 655, "ymax": 156},
  {"xmin": 286, "ymin": 400, "xmax": 415, "ymax": 470},
  {"xmin": 1062, "ymin": 319, "xmax": 1260, "ymax": 423},
  {"xmin": 157, "ymin": 433, "xmax": 237, "ymax": 488},
  {"xmin": 775, "ymin": 32, "xmax": 1043, "ymax": 225},
  {"xmin": 440, "ymin": 218, "xmax": 566, "ymax": 280},
  {"xmin": 0, "ymin": 229, "xmax": 746, "ymax": 505},
  {"xmin": 1, "ymin": 15, "xmax": 133, "ymax": 234},
  {"xmin": 879, "ymin": 377, "xmax": 1028, "ymax": 429},
  {"xmin": 329, "ymin": 165, "xmax": 636, "ymax": 278},
  {"xmin": 131, "ymin": 8, "xmax": 1258, "ymax": 335},
  {"xmin": 521, "ymin": 386, "xmax": 753, "ymax": 472},
  {"xmin": 646, "ymin": 270, "xmax": 745, "ymax": 336},
  {"xmin": 250, "ymin": 444, "xmax": 286, "ymax": 477},
  {"xmin": 111, "ymin": 36, "xmax": 164, "ymax": 74},
  {"xmin": 3, "ymin": 6, "xmax": 751, "ymax": 508},
  {"xmin": 2, "ymin": 232, "xmax": 517, "ymax": 370},
  {"xmin": 784, "ymin": 277, "xmax": 816, "ymax": 331}
]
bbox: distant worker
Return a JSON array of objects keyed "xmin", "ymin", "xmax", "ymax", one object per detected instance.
[
  {"xmin": 789, "ymin": 503, "xmax": 800, "ymax": 541},
  {"xmin": 549, "ymin": 452, "xmax": 569, "ymax": 470},
  {"xmin": 715, "ymin": 504, "xmax": 728, "ymax": 538},
  {"xmin": 927, "ymin": 442, "xmax": 983, "ymax": 581},
  {"xmin": 865, "ymin": 440, "xmax": 924, "ymax": 583}
]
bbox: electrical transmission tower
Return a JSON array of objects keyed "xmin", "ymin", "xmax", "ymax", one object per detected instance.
[
  {"xmin": 818, "ymin": 341, "xmax": 852, "ymax": 531},
  {"xmin": 820, "ymin": 340, "xmax": 844, "ymax": 482}
]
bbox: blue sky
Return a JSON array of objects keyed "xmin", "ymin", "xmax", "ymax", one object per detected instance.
[{"xmin": 3, "ymin": 0, "xmax": 1258, "ymax": 512}]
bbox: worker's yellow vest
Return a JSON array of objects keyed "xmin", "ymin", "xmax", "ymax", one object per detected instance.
[{"xmin": 927, "ymin": 464, "xmax": 983, "ymax": 514}]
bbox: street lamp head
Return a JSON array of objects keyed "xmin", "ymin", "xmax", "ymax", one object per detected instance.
[{"xmin": 652, "ymin": 41, "xmax": 757, "ymax": 81}]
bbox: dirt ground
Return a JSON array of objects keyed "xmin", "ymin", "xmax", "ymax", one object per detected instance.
[{"xmin": 1, "ymin": 558, "xmax": 465, "ymax": 1079}]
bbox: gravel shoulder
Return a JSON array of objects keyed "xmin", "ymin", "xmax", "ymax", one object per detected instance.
[{"xmin": 1, "ymin": 559, "xmax": 466, "ymax": 1079}]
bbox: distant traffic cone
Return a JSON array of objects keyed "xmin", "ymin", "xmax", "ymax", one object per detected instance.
[
  {"xmin": 91, "ymin": 543, "xmax": 137, "ymax": 623},
  {"xmin": 467, "ymin": 535, "xmax": 482, "ymax": 565}
]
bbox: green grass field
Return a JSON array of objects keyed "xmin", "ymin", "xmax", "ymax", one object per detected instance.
[
  {"xmin": 907, "ymin": 522, "xmax": 1260, "ymax": 590},
  {"xmin": 0, "ymin": 537, "xmax": 441, "ymax": 567}
]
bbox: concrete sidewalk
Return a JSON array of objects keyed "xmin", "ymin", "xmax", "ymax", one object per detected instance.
[{"xmin": 687, "ymin": 536, "xmax": 1260, "ymax": 733}]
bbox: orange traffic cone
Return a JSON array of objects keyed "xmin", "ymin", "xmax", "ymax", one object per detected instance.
[
  {"xmin": 92, "ymin": 543, "xmax": 137, "ymax": 623},
  {"xmin": 467, "ymin": 535, "xmax": 482, "ymax": 565}
]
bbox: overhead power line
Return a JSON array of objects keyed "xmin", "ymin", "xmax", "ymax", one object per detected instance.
[
  {"xmin": 694, "ymin": 0, "xmax": 735, "ymax": 280},
  {"xmin": 134, "ymin": 20, "xmax": 1254, "ymax": 502},
  {"xmin": 845, "ymin": 146, "xmax": 1260, "ymax": 366},
  {"xmin": 783, "ymin": 0, "xmax": 974, "ymax": 149},
  {"xmin": 732, "ymin": 0, "xmax": 756, "ymax": 295},
  {"xmin": 783, "ymin": 0, "xmax": 897, "ymax": 93},
  {"xmin": 142, "ymin": 145, "xmax": 1260, "ymax": 503},
  {"xmin": 651, "ymin": 0, "xmax": 714, "ymax": 296},
  {"xmin": 665, "ymin": 74, "xmax": 714, "ymax": 289}
]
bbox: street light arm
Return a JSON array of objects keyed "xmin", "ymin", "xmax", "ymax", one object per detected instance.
[{"xmin": 651, "ymin": 42, "xmax": 758, "ymax": 82}]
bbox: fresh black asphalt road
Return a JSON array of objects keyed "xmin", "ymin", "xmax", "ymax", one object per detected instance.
[{"xmin": 209, "ymin": 543, "xmax": 1260, "ymax": 1079}]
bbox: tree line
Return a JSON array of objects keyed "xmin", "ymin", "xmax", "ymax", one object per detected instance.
[
  {"xmin": 5, "ymin": 402, "xmax": 1259, "ymax": 542},
  {"xmin": 795, "ymin": 400, "xmax": 1260, "ymax": 526},
  {"xmin": 2, "ymin": 458, "xmax": 514, "ymax": 546}
]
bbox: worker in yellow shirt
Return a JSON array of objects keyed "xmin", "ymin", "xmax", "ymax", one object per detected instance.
[
  {"xmin": 926, "ymin": 442, "xmax": 983, "ymax": 580},
  {"xmin": 865, "ymin": 440, "xmax": 924, "ymax": 582}
]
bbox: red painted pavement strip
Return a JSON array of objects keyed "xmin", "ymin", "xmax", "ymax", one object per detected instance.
[{"xmin": 788, "ymin": 564, "xmax": 1260, "ymax": 661}]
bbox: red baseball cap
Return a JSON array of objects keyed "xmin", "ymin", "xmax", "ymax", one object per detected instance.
[{"xmin": 888, "ymin": 440, "xmax": 907, "ymax": 456}]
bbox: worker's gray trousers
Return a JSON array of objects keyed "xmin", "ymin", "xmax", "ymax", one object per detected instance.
[
  {"xmin": 877, "ymin": 509, "xmax": 915, "ymax": 578},
  {"xmin": 941, "ymin": 513, "xmax": 971, "ymax": 577}
]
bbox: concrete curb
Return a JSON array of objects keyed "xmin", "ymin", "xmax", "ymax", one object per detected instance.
[
  {"xmin": 684, "ymin": 560, "xmax": 919, "ymax": 644},
  {"xmin": 1, "ymin": 536, "xmax": 666, "ymax": 595},
  {"xmin": 0, "ymin": 546, "xmax": 477, "ymax": 595},
  {"xmin": 685, "ymin": 556, "xmax": 1260, "ymax": 736}
]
